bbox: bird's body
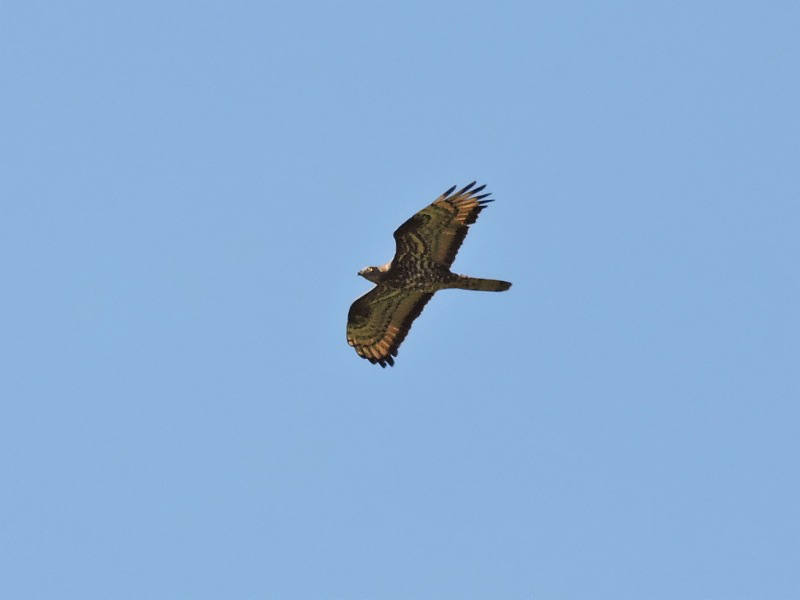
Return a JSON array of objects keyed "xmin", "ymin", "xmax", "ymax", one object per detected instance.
[{"xmin": 347, "ymin": 182, "xmax": 511, "ymax": 367}]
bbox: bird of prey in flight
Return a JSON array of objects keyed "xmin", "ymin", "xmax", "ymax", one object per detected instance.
[{"xmin": 347, "ymin": 182, "xmax": 511, "ymax": 367}]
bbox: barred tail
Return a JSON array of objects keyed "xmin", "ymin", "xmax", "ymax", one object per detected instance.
[{"xmin": 450, "ymin": 276, "xmax": 512, "ymax": 292}]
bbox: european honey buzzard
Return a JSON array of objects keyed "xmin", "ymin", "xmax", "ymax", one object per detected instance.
[{"xmin": 347, "ymin": 182, "xmax": 511, "ymax": 367}]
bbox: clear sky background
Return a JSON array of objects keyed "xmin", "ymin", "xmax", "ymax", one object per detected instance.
[{"xmin": 2, "ymin": 2, "xmax": 798, "ymax": 599}]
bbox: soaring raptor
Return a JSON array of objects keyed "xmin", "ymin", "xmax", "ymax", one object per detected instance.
[{"xmin": 347, "ymin": 182, "xmax": 511, "ymax": 367}]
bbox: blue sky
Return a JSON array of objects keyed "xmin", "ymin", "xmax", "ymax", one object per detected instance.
[{"xmin": 2, "ymin": 2, "xmax": 798, "ymax": 598}]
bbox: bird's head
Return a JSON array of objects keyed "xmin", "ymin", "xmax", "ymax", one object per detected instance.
[{"xmin": 358, "ymin": 266, "xmax": 383, "ymax": 284}]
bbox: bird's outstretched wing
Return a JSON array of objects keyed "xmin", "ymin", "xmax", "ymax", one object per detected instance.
[
  {"xmin": 392, "ymin": 181, "xmax": 494, "ymax": 269},
  {"xmin": 346, "ymin": 285, "xmax": 434, "ymax": 367}
]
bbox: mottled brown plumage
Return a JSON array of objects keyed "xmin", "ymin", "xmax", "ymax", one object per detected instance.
[{"xmin": 347, "ymin": 182, "xmax": 511, "ymax": 367}]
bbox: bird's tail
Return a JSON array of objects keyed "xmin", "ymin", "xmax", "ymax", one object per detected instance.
[{"xmin": 449, "ymin": 276, "xmax": 512, "ymax": 292}]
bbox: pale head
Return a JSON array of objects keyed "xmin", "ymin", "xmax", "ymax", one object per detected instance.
[{"xmin": 358, "ymin": 262, "xmax": 390, "ymax": 284}]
